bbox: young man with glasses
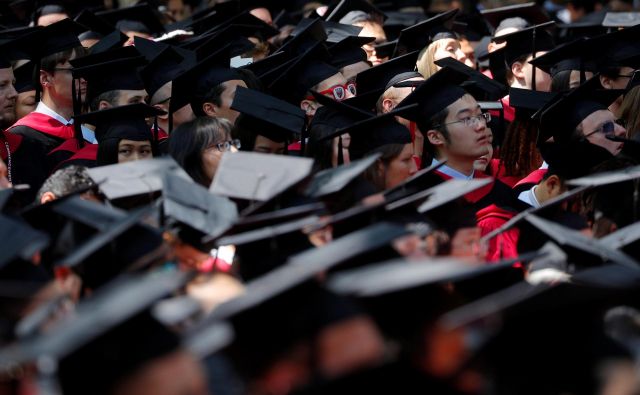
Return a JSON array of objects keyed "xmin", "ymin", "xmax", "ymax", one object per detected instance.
[{"xmin": 7, "ymin": 20, "xmax": 87, "ymax": 154}]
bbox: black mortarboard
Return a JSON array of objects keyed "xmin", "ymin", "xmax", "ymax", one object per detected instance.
[
  {"xmin": 481, "ymin": 2, "xmax": 549, "ymax": 32},
  {"xmin": 87, "ymin": 157, "xmax": 191, "ymax": 202},
  {"xmin": 528, "ymin": 37, "xmax": 598, "ymax": 78},
  {"xmin": 508, "ymin": 87, "xmax": 556, "ymax": 116},
  {"xmin": 162, "ymin": 173, "xmax": 238, "ymax": 251},
  {"xmin": 522, "ymin": 214, "xmax": 639, "ymax": 268},
  {"xmin": 323, "ymin": 20, "xmax": 363, "ymax": 43},
  {"xmin": 587, "ymin": 24, "xmax": 640, "ymax": 69},
  {"xmin": 304, "ymin": 153, "xmax": 381, "ymax": 198},
  {"xmin": 210, "ymin": 152, "xmax": 314, "ymax": 202},
  {"xmin": 139, "ymin": 46, "xmax": 195, "ymax": 100},
  {"xmin": 309, "ymin": 90, "xmax": 372, "ymax": 133},
  {"xmin": 0, "ymin": 215, "xmax": 49, "ymax": 269},
  {"xmin": 323, "ymin": 0, "xmax": 387, "ymax": 23},
  {"xmin": 96, "ymin": 3, "xmax": 166, "ymax": 36},
  {"xmin": 556, "ymin": 21, "xmax": 608, "ymax": 42},
  {"xmin": 355, "ymin": 50, "xmax": 419, "ymax": 94},
  {"xmin": 231, "ymin": 86, "xmax": 306, "ymax": 143},
  {"xmin": 567, "ymin": 164, "xmax": 640, "ymax": 188},
  {"xmin": 88, "ymin": 29, "xmax": 128, "ymax": 55},
  {"xmin": 602, "ymin": 12, "xmax": 640, "ymax": 28},
  {"xmin": 487, "ymin": 46, "xmax": 508, "ymax": 85},
  {"xmin": 74, "ymin": 8, "xmax": 115, "ymax": 37},
  {"xmin": 330, "ymin": 107, "xmax": 414, "ymax": 159},
  {"xmin": 169, "ymin": 45, "xmax": 240, "ymax": 114},
  {"xmin": 539, "ymin": 140, "xmax": 613, "ymax": 180},
  {"xmin": 374, "ymin": 40, "xmax": 396, "ymax": 59},
  {"xmin": 73, "ymin": 103, "xmax": 164, "ymax": 143},
  {"xmin": 179, "ymin": 24, "xmax": 255, "ymax": 60},
  {"xmin": 497, "ymin": 21, "xmax": 555, "ymax": 67},
  {"xmin": 13, "ymin": 61, "xmax": 36, "ymax": 93},
  {"xmin": 396, "ymin": 66, "xmax": 469, "ymax": 122},
  {"xmin": 71, "ymin": 55, "xmax": 147, "ymax": 104},
  {"xmin": 280, "ymin": 18, "xmax": 328, "ymax": 56},
  {"xmin": 269, "ymin": 42, "xmax": 340, "ymax": 105},
  {"xmin": 539, "ymin": 76, "xmax": 623, "ymax": 144},
  {"xmin": 328, "ymin": 35, "xmax": 372, "ymax": 69},
  {"xmin": 18, "ymin": 18, "xmax": 83, "ymax": 59},
  {"xmin": 394, "ymin": 9, "xmax": 459, "ymax": 56},
  {"xmin": 0, "ymin": 270, "xmax": 190, "ymax": 378},
  {"xmin": 240, "ymin": 51, "xmax": 291, "ymax": 78},
  {"xmin": 434, "ymin": 56, "xmax": 508, "ymax": 100}
]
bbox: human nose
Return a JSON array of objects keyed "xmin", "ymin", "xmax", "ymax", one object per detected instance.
[
  {"xmin": 409, "ymin": 158, "xmax": 418, "ymax": 174},
  {"xmin": 7, "ymin": 83, "xmax": 17, "ymax": 99},
  {"xmin": 455, "ymin": 48, "xmax": 467, "ymax": 62}
]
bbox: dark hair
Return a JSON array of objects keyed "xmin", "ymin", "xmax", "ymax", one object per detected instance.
[
  {"xmin": 235, "ymin": 68, "xmax": 264, "ymax": 91},
  {"xmin": 306, "ymin": 123, "xmax": 337, "ymax": 171},
  {"xmin": 600, "ymin": 65, "xmax": 622, "ymax": 80},
  {"xmin": 418, "ymin": 106, "xmax": 449, "ymax": 163},
  {"xmin": 362, "ymin": 143, "xmax": 406, "ymax": 191},
  {"xmin": 40, "ymin": 46, "xmax": 85, "ymax": 72},
  {"xmin": 232, "ymin": 114, "xmax": 257, "ymax": 152},
  {"xmin": 498, "ymin": 116, "xmax": 542, "ymax": 178},
  {"xmin": 89, "ymin": 90, "xmax": 120, "ymax": 112},
  {"xmin": 193, "ymin": 83, "xmax": 225, "ymax": 117},
  {"xmin": 551, "ymin": 70, "xmax": 572, "ymax": 92},
  {"xmin": 97, "ymin": 138, "xmax": 156, "ymax": 166},
  {"xmin": 36, "ymin": 165, "xmax": 95, "ymax": 202},
  {"xmin": 169, "ymin": 116, "xmax": 233, "ymax": 186}
]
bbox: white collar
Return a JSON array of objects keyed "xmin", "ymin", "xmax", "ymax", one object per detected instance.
[
  {"xmin": 34, "ymin": 102, "xmax": 97, "ymax": 143},
  {"xmin": 518, "ymin": 185, "xmax": 541, "ymax": 208},
  {"xmin": 431, "ymin": 158, "xmax": 475, "ymax": 180},
  {"xmin": 35, "ymin": 101, "xmax": 72, "ymax": 125}
]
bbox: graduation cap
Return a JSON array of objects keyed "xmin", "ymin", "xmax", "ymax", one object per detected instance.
[
  {"xmin": 587, "ymin": 23, "xmax": 640, "ymax": 69},
  {"xmin": 396, "ymin": 66, "xmax": 469, "ymax": 123},
  {"xmin": 240, "ymin": 50, "xmax": 291, "ymax": 78},
  {"xmin": 539, "ymin": 140, "xmax": 613, "ymax": 180},
  {"xmin": 328, "ymin": 35, "xmax": 372, "ymax": 69},
  {"xmin": 169, "ymin": 45, "xmax": 240, "ymax": 115},
  {"xmin": 74, "ymin": 8, "xmax": 115, "ymax": 37},
  {"xmin": 231, "ymin": 86, "xmax": 306, "ymax": 144},
  {"xmin": 0, "ymin": 270, "xmax": 191, "ymax": 378},
  {"xmin": 304, "ymin": 153, "xmax": 381, "ymax": 198},
  {"xmin": 279, "ymin": 18, "xmax": 329, "ymax": 56},
  {"xmin": 373, "ymin": 40, "xmax": 396, "ymax": 59},
  {"xmin": 497, "ymin": 21, "xmax": 555, "ymax": 67},
  {"xmin": 602, "ymin": 12, "xmax": 640, "ymax": 28},
  {"xmin": 87, "ymin": 157, "xmax": 191, "ymax": 202},
  {"xmin": 522, "ymin": 214, "xmax": 640, "ymax": 268},
  {"xmin": 70, "ymin": 55, "xmax": 147, "ymax": 105},
  {"xmin": 528, "ymin": 37, "xmax": 598, "ymax": 79},
  {"xmin": 0, "ymin": 215, "xmax": 49, "ymax": 269},
  {"xmin": 567, "ymin": 164, "xmax": 640, "ymax": 188},
  {"xmin": 480, "ymin": 2, "xmax": 549, "ymax": 32},
  {"xmin": 87, "ymin": 29, "xmax": 128, "ymax": 54},
  {"xmin": 355, "ymin": 50, "xmax": 420, "ymax": 94},
  {"xmin": 323, "ymin": 20, "xmax": 363, "ymax": 43},
  {"xmin": 162, "ymin": 173, "xmax": 238, "ymax": 251},
  {"xmin": 268, "ymin": 42, "xmax": 340, "ymax": 105},
  {"xmin": 329, "ymin": 106, "xmax": 414, "ymax": 160},
  {"xmin": 323, "ymin": 0, "xmax": 387, "ymax": 23},
  {"xmin": 139, "ymin": 46, "xmax": 195, "ymax": 100},
  {"xmin": 209, "ymin": 151, "xmax": 314, "ymax": 203},
  {"xmin": 394, "ymin": 9, "xmax": 459, "ymax": 56},
  {"xmin": 96, "ymin": 3, "xmax": 166, "ymax": 37},
  {"xmin": 509, "ymin": 87, "xmax": 557, "ymax": 119},
  {"xmin": 13, "ymin": 60, "xmax": 36, "ymax": 93},
  {"xmin": 434, "ymin": 56, "xmax": 508, "ymax": 100},
  {"xmin": 556, "ymin": 21, "xmax": 608, "ymax": 42},
  {"xmin": 73, "ymin": 103, "xmax": 164, "ymax": 145},
  {"xmin": 538, "ymin": 76, "xmax": 624, "ymax": 144},
  {"xmin": 17, "ymin": 17, "xmax": 83, "ymax": 59}
]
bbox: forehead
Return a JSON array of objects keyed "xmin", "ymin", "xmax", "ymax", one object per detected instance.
[
  {"xmin": 317, "ymin": 73, "xmax": 347, "ymax": 90},
  {"xmin": 581, "ymin": 109, "xmax": 615, "ymax": 127},
  {"xmin": 446, "ymin": 93, "xmax": 479, "ymax": 117},
  {"xmin": 435, "ymin": 38, "xmax": 459, "ymax": 49}
]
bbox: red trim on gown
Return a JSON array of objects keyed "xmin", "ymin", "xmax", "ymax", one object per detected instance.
[{"xmin": 8, "ymin": 112, "xmax": 75, "ymax": 140}]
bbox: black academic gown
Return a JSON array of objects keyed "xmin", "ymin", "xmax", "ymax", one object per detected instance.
[{"xmin": 1, "ymin": 131, "xmax": 48, "ymax": 207}]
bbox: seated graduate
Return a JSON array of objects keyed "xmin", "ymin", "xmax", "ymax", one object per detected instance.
[
  {"xmin": 231, "ymin": 87, "xmax": 306, "ymax": 155},
  {"xmin": 72, "ymin": 104, "xmax": 165, "ymax": 167},
  {"xmin": 169, "ymin": 117, "xmax": 238, "ymax": 188}
]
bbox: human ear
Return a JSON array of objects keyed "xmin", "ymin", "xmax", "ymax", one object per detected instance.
[
  {"xmin": 426, "ymin": 129, "xmax": 445, "ymax": 147},
  {"xmin": 300, "ymin": 100, "xmax": 316, "ymax": 116},
  {"xmin": 382, "ymin": 98, "xmax": 395, "ymax": 113},
  {"xmin": 202, "ymin": 102, "xmax": 217, "ymax": 117},
  {"xmin": 511, "ymin": 61, "xmax": 525, "ymax": 79}
]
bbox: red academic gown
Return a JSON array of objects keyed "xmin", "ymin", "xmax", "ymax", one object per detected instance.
[
  {"xmin": 433, "ymin": 169, "xmax": 528, "ymax": 262},
  {"xmin": 52, "ymin": 143, "xmax": 99, "ymax": 171},
  {"xmin": 513, "ymin": 168, "xmax": 547, "ymax": 194},
  {"xmin": 1, "ymin": 130, "xmax": 49, "ymax": 206},
  {"xmin": 8, "ymin": 112, "xmax": 75, "ymax": 153}
]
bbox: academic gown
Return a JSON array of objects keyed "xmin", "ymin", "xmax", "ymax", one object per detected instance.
[
  {"xmin": 433, "ymin": 169, "xmax": 529, "ymax": 262},
  {"xmin": 8, "ymin": 112, "xmax": 75, "ymax": 154},
  {"xmin": 1, "ymin": 131, "xmax": 48, "ymax": 207},
  {"xmin": 53, "ymin": 143, "xmax": 98, "ymax": 171},
  {"xmin": 512, "ymin": 168, "xmax": 547, "ymax": 194}
]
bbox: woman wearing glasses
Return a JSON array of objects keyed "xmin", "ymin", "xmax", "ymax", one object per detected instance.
[{"xmin": 169, "ymin": 117, "xmax": 238, "ymax": 187}]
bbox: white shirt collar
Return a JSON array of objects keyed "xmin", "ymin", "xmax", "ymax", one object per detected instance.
[
  {"xmin": 431, "ymin": 158, "xmax": 475, "ymax": 180},
  {"xmin": 34, "ymin": 102, "xmax": 97, "ymax": 144},
  {"xmin": 518, "ymin": 185, "xmax": 541, "ymax": 208}
]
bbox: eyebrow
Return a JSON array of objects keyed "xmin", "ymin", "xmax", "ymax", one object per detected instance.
[{"xmin": 456, "ymin": 105, "xmax": 481, "ymax": 116}]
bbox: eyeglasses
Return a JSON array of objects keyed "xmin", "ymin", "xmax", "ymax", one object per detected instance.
[
  {"xmin": 52, "ymin": 67, "xmax": 73, "ymax": 73},
  {"xmin": 434, "ymin": 112, "xmax": 491, "ymax": 128},
  {"xmin": 208, "ymin": 139, "xmax": 241, "ymax": 152},
  {"xmin": 309, "ymin": 82, "xmax": 357, "ymax": 102},
  {"xmin": 584, "ymin": 120, "xmax": 619, "ymax": 138}
]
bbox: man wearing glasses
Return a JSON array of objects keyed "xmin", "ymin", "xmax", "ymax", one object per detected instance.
[{"xmin": 7, "ymin": 19, "xmax": 88, "ymax": 154}]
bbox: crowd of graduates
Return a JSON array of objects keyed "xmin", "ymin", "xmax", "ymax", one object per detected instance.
[{"xmin": 2, "ymin": 0, "xmax": 640, "ymax": 394}]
